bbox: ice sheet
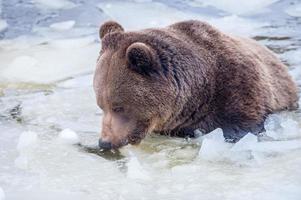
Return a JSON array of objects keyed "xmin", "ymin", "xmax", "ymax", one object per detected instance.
[
  {"xmin": 0, "ymin": 36, "xmax": 99, "ymax": 84},
  {"xmin": 97, "ymin": 1, "xmax": 265, "ymax": 36}
]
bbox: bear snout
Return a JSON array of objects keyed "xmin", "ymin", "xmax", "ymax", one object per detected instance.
[{"xmin": 98, "ymin": 139, "xmax": 112, "ymax": 150}]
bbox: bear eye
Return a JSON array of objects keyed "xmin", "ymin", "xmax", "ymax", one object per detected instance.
[{"xmin": 112, "ymin": 106, "xmax": 125, "ymax": 113}]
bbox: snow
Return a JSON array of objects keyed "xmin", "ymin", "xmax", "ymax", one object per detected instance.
[
  {"xmin": 58, "ymin": 129, "xmax": 80, "ymax": 145},
  {"xmin": 50, "ymin": 20, "xmax": 76, "ymax": 31}
]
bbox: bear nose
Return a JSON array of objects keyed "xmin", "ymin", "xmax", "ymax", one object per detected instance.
[{"xmin": 98, "ymin": 139, "xmax": 112, "ymax": 150}]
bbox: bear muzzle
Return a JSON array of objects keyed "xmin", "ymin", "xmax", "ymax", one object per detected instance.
[{"xmin": 98, "ymin": 139, "xmax": 113, "ymax": 150}]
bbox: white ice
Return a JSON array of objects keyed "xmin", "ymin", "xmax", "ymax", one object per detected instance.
[
  {"xmin": 0, "ymin": 36, "xmax": 99, "ymax": 84},
  {"xmin": 192, "ymin": 0, "xmax": 279, "ymax": 15},
  {"xmin": 50, "ymin": 20, "xmax": 76, "ymax": 31},
  {"xmin": 0, "ymin": 187, "xmax": 5, "ymax": 200},
  {"xmin": 14, "ymin": 131, "xmax": 38, "ymax": 170},
  {"xmin": 57, "ymin": 129, "xmax": 80, "ymax": 145},
  {"xmin": 33, "ymin": 0, "xmax": 76, "ymax": 9},
  {"xmin": 285, "ymin": 3, "xmax": 301, "ymax": 17},
  {"xmin": 198, "ymin": 128, "xmax": 232, "ymax": 161},
  {"xmin": 127, "ymin": 153, "xmax": 151, "ymax": 181},
  {"xmin": 97, "ymin": 1, "xmax": 265, "ymax": 36},
  {"xmin": 0, "ymin": 19, "xmax": 7, "ymax": 32},
  {"xmin": 16, "ymin": 131, "xmax": 38, "ymax": 151},
  {"xmin": 197, "ymin": 113, "xmax": 301, "ymax": 165}
]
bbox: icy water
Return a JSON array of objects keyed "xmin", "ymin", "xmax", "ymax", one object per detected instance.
[{"xmin": 0, "ymin": 0, "xmax": 301, "ymax": 199}]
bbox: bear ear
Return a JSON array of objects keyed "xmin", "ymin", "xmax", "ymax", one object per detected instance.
[
  {"xmin": 126, "ymin": 42, "xmax": 158, "ymax": 76},
  {"xmin": 99, "ymin": 21, "xmax": 124, "ymax": 39}
]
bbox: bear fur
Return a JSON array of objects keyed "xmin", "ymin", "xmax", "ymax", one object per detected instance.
[{"xmin": 93, "ymin": 20, "xmax": 299, "ymax": 149}]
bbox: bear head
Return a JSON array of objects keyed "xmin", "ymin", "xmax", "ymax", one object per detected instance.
[{"xmin": 94, "ymin": 21, "xmax": 179, "ymax": 149}]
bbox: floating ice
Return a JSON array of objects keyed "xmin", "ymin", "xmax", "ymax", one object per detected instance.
[
  {"xmin": 231, "ymin": 133, "xmax": 258, "ymax": 152},
  {"xmin": 199, "ymin": 123, "xmax": 301, "ymax": 164},
  {"xmin": 0, "ymin": 36, "xmax": 99, "ymax": 84},
  {"xmin": 17, "ymin": 131, "xmax": 38, "ymax": 151},
  {"xmin": 58, "ymin": 128, "xmax": 80, "ymax": 145},
  {"xmin": 127, "ymin": 153, "xmax": 151, "ymax": 180},
  {"xmin": 285, "ymin": 3, "xmax": 301, "ymax": 17},
  {"xmin": 209, "ymin": 15, "xmax": 267, "ymax": 36},
  {"xmin": 33, "ymin": 0, "xmax": 76, "ymax": 9},
  {"xmin": 50, "ymin": 20, "xmax": 76, "ymax": 31},
  {"xmin": 0, "ymin": 187, "xmax": 5, "ymax": 200},
  {"xmin": 14, "ymin": 155, "xmax": 29, "ymax": 170},
  {"xmin": 192, "ymin": 0, "xmax": 278, "ymax": 15},
  {"xmin": 0, "ymin": 19, "xmax": 7, "ymax": 32},
  {"xmin": 264, "ymin": 113, "xmax": 301, "ymax": 140},
  {"xmin": 57, "ymin": 74, "xmax": 93, "ymax": 88},
  {"xmin": 198, "ymin": 128, "xmax": 232, "ymax": 161},
  {"xmin": 15, "ymin": 131, "xmax": 38, "ymax": 169},
  {"xmin": 97, "ymin": 1, "xmax": 203, "ymax": 30},
  {"xmin": 97, "ymin": 1, "xmax": 265, "ymax": 37}
]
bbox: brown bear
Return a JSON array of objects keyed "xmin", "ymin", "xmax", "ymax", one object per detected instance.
[{"xmin": 93, "ymin": 20, "xmax": 299, "ymax": 149}]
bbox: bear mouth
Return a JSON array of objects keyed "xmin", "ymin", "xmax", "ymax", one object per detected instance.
[{"xmin": 127, "ymin": 131, "xmax": 146, "ymax": 145}]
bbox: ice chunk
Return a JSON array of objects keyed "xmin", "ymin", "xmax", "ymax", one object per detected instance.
[
  {"xmin": 127, "ymin": 154, "xmax": 151, "ymax": 181},
  {"xmin": 199, "ymin": 128, "xmax": 231, "ymax": 161},
  {"xmin": 0, "ymin": 19, "xmax": 7, "ymax": 32},
  {"xmin": 280, "ymin": 118, "xmax": 300, "ymax": 137},
  {"xmin": 264, "ymin": 114, "xmax": 282, "ymax": 132},
  {"xmin": 14, "ymin": 155, "xmax": 29, "ymax": 170},
  {"xmin": 33, "ymin": 0, "xmax": 76, "ymax": 9},
  {"xmin": 50, "ymin": 20, "xmax": 76, "ymax": 31},
  {"xmin": 285, "ymin": 4, "xmax": 301, "ymax": 17},
  {"xmin": 15, "ymin": 131, "xmax": 38, "ymax": 169},
  {"xmin": 231, "ymin": 133, "xmax": 258, "ymax": 152},
  {"xmin": 58, "ymin": 129, "xmax": 80, "ymax": 145},
  {"xmin": 17, "ymin": 131, "xmax": 38, "ymax": 151},
  {"xmin": 264, "ymin": 113, "xmax": 301, "ymax": 140},
  {"xmin": 0, "ymin": 187, "xmax": 5, "ymax": 200}
]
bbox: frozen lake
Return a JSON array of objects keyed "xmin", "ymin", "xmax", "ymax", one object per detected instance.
[{"xmin": 0, "ymin": 0, "xmax": 301, "ymax": 199}]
